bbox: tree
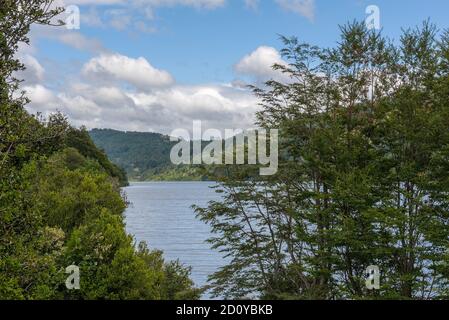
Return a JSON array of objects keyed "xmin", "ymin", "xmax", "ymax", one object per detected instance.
[
  {"xmin": 0, "ymin": 0, "xmax": 199, "ymax": 300},
  {"xmin": 66, "ymin": 128, "xmax": 129, "ymax": 186},
  {"xmin": 1, "ymin": 0, "xmax": 64, "ymax": 170},
  {"xmin": 196, "ymin": 21, "xmax": 449, "ymax": 300}
]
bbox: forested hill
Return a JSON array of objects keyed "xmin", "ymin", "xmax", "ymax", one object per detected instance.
[
  {"xmin": 89, "ymin": 129, "xmax": 172, "ymax": 180},
  {"xmin": 89, "ymin": 128, "xmax": 174, "ymax": 174},
  {"xmin": 89, "ymin": 129, "xmax": 209, "ymax": 181},
  {"xmin": 67, "ymin": 128, "xmax": 129, "ymax": 186}
]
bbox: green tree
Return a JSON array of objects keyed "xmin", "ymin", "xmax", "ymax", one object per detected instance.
[
  {"xmin": 1, "ymin": 0, "xmax": 199, "ymax": 300},
  {"xmin": 196, "ymin": 21, "xmax": 449, "ymax": 300},
  {"xmin": 1, "ymin": 0, "xmax": 64, "ymax": 170},
  {"xmin": 66, "ymin": 128, "xmax": 128, "ymax": 186}
]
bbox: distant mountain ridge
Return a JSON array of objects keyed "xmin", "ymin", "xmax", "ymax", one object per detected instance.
[{"xmin": 89, "ymin": 129, "xmax": 209, "ymax": 181}]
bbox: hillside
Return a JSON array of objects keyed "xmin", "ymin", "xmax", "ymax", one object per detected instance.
[
  {"xmin": 89, "ymin": 129, "xmax": 210, "ymax": 181},
  {"xmin": 66, "ymin": 128, "xmax": 129, "ymax": 186}
]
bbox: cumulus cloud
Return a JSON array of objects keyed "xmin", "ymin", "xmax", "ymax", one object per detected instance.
[
  {"xmin": 17, "ymin": 39, "xmax": 305, "ymax": 133},
  {"xmin": 48, "ymin": 0, "xmax": 315, "ymax": 36},
  {"xmin": 23, "ymin": 85, "xmax": 58, "ymax": 107},
  {"xmin": 234, "ymin": 46, "xmax": 289, "ymax": 82},
  {"xmin": 275, "ymin": 0, "xmax": 315, "ymax": 21},
  {"xmin": 22, "ymin": 50, "xmax": 259, "ymax": 134},
  {"xmin": 105, "ymin": 9, "xmax": 132, "ymax": 30},
  {"xmin": 19, "ymin": 1, "xmax": 318, "ymax": 135},
  {"xmin": 127, "ymin": 84, "xmax": 258, "ymax": 132},
  {"xmin": 64, "ymin": 0, "xmax": 225, "ymax": 8},
  {"xmin": 244, "ymin": 0, "xmax": 259, "ymax": 10},
  {"xmin": 60, "ymin": 0, "xmax": 226, "ymax": 31},
  {"xmin": 57, "ymin": 32, "xmax": 107, "ymax": 53},
  {"xmin": 60, "ymin": 0, "xmax": 123, "ymax": 6},
  {"xmin": 25, "ymin": 82, "xmax": 258, "ymax": 134},
  {"xmin": 65, "ymin": 0, "xmax": 313, "ymax": 16},
  {"xmin": 29, "ymin": 85, "xmax": 54, "ymax": 105},
  {"xmin": 17, "ymin": 55, "xmax": 45, "ymax": 85},
  {"xmin": 140, "ymin": 0, "xmax": 226, "ymax": 9},
  {"xmin": 82, "ymin": 54, "xmax": 175, "ymax": 90},
  {"xmin": 81, "ymin": 7, "xmax": 104, "ymax": 27},
  {"xmin": 30, "ymin": 24, "xmax": 107, "ymax": 54}
]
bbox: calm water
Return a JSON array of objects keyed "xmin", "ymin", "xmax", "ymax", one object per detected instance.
[{"xmin": 123, "ymin": 181, "xmax": 224, "ymax": 298}]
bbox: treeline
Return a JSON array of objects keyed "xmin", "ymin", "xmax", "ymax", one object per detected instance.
[
  {"xmin": 67, "ymin": 128, "xmax": 128, "ymax": 186},
  {"xmin": 196, "ymin": 22, "xmax": 449, "ymax": 299},
  {"xmin": 90, "ymin": 128, "xmax": 214, "ymax": 181},
  {"xmin": 89, "ymin": 129, "xmax": 176, "ymax": 180},
  {"xmin": 0, "ymin": 1, "xmax": 199, "ymax": 300}
]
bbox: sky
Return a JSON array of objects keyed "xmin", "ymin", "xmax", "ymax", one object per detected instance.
[{"xmin": 19, "ymin": 0, "xmax": 449, "ymax": 134}]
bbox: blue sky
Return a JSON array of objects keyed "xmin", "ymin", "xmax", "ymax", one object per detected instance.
[{"xmin": 20, "ymin": 0, "xmax": 449, "ymax": 134}]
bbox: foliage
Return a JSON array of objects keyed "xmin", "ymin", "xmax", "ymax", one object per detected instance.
[
  {"xmin": 89, "ymin": 128, "xmax": 214, "ymax": 181},
  {"xmin": 196, "ymin": 21, "xmax": 449, "ymax": 300},
  {"xmin": 0, "ymin": 0, "xmax": 198, "ymax": 300},
  {"xmin": 144, "ymin": 165, "xmax": 211, "ymax": 181},
  {"xmin": 66, "ymin": 128, "xmax": 128, "ymax": 186},
  {"xmin": 1, "ymin": 147, "xmax": 200, "ymax": 300},
  {"xmin": 89, "ymin": 129, "xmax": 177, "ymax": 180}
]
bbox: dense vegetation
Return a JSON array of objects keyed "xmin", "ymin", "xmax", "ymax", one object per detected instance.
[
  {"xmin": 67, "ymin": 128, "xmax": 128, "ymax": 186},
  {"xmin": 90, "ymin": 128, "xmax": 212, "ymax": 181},
  {"xmin": 196, "ymin": 22, "xmax": 449, "ymax": 299},
  {"xmin": 89, "ymin": 129, "xmax": 175, "ymax": 178},
  {"xmin": 0, "ymin": 0, "xmax": 199, "ymax": 300},
  {"xmin": 2, "ymin": 0, "xmax": 448, "ymax": 302}
]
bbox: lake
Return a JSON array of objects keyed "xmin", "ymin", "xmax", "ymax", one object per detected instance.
[{"xmin": 123, "ymin": 181, "xmax": 225, "ymax": 299}]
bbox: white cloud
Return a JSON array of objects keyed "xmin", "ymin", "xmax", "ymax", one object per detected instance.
[
  {"xmin": 275, "ymin": 0, "xmax": 315, "ymax": 21},
  {"xmin": 19, "ymin": 1, "xmax": 319, "ymax": 134},
  {"xmin": 63, "ymin": 0, "xmax": 124, "ymax": 5},
  {"xmin": 139, "ymin": 0, "xmax": 226, "ymax": 9},
  {"xmin": 23, "ymin": 85, "xmax": 58, "ymax": 107},
  {"xmin": 58, "ymin": 0, "xmax": 227, "ymax": 33},
  {"xmin": 134, "ymin": 21, "xmax": 157, "ymax": 33},
  {"xmin": 81, "ymin": 7, "xmax": 105, "ymax": 27},
  {"xmin": 57, "ymin": 32, "xmax": 107, "ymax": 53},
  {"xmin": 127, "ymin": 84, "xmax": 258, "ymax": 132},
  {"xmin": 244, "ymin": 0, "xmax": 259, "ymax": 10},
  {"xmin": 82, "ymin": 54, "xmax": 175, "ymax": 90},
  {"xmin": 25, "ymin": 83, "xmax": 258, "ymax": 134},
  {"xmin": 64, "ymin": 0, "xmax": 225, "ymax": 7},
  {"xmin": 30, "ymin": 24, "xmax": 107, "ymax": 54},
  {"xmin": 105, "ymin": 9, "xmax": 132, "ymax": 30},
  {"xmin": 47, "ymin": 0, "xmax": 314, "ymax": 38},
  {"xmin": 58, "ymin": 94, "xmax": 104, "ymax": 119},
  {"xmin": 235, "ymin": 46, "xmax": 289, "ymax": 82},
  {"xmin": 21, "ymin": 50, "xmax": 258, "ymax": 134},
  {"xmin": 18, "ymin": 55, "xmax": 45, "ymax": 84},
  {"xmin": 17, "ymin": 42, "xmax": 38, "ymax": 56}
]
